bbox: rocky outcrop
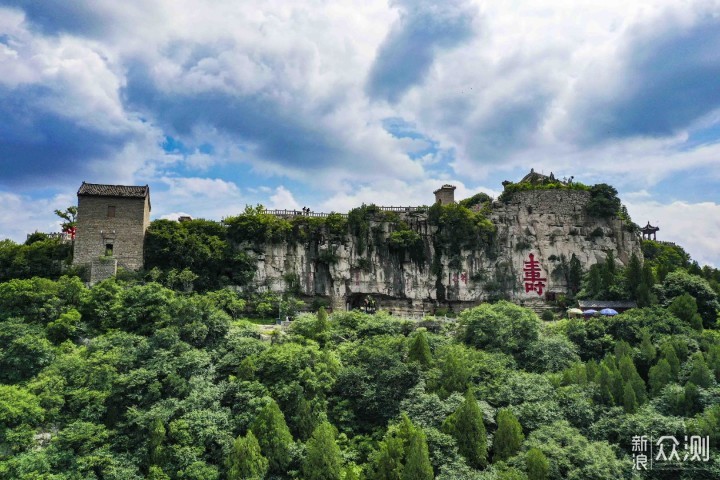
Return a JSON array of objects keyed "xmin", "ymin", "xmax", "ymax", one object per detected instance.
[{"xmin": 246, "ymin": 190, "xmax": 642, "ymax": 315}]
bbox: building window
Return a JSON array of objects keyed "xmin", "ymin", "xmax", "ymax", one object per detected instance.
[
  {"xmin": 107, "ymin": 206, "xmax": 116, "ymax": 218},
  {"xmin": 105, "ymin": 244, "xmax": 114, "ymax": 256}
]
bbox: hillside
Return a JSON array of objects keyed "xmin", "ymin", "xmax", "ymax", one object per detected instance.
[{"xmin": 0, "ymin": 273, "xmax": 719, "ymax": 479}]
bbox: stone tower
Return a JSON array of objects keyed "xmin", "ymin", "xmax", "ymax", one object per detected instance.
[
  {"xmin": 433, "ymin": 184, "xmax": 456, "ymax": 205},
  {"xmin": 73, "ymin": 182, "xmax": 151, "ymax": 283}
]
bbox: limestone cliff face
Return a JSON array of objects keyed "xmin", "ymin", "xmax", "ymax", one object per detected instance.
[{"xmin": 246, "ymin": 190, "xmax": 642, "ymax": 314}]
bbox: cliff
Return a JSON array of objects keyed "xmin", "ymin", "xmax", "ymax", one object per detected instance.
[{"xmin": 245, "ymin": 189, "xmax": 642, "ymax": 315}]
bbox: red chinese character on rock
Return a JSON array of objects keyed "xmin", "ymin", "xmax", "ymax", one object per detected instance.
[{"xmin": 523, "ymin": 253, "xmax": 547, "ymax": 296}]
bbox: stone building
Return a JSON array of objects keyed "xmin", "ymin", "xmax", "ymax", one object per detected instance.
[
  {"xmin": 73, "ymin": 182, "xmax": 151, "ymax": 283},
  {"xmin": 433, "ymin": 184, "xmax": 456, "ymax": 205}
]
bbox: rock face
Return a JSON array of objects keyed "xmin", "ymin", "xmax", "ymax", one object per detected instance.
[{"xmin": 247, "ymin": 190, "xmax": 642, "ymax": 315}]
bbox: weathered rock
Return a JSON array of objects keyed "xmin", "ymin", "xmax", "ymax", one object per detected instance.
[{"xmin": 247, "ymin": 190, "xmax": 641, "ymax": 315}]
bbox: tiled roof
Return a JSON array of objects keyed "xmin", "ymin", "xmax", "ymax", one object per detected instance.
[
  {"xmin": 577, "ymin": 300, "xmax": 637, "ymax": 309},
  {"xmin": 77, "ymin": 182, "xmax": 149, "ymax": 198}
]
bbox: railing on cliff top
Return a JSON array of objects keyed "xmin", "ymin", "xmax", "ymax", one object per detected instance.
[
  {"xmin": 263, "ymin": 206, "xmax": 429, "ymax": 218},
  {"xmin": 26, "ymin": 232, "xmax": 73, "ymax": 243}
]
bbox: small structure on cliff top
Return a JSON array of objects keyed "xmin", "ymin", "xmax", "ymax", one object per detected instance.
[
  {"xmin": 73, "ymin": 182, "xmax": 151, "ymax": 283},
  {"xmin": 641, "ymin": 222, "xmax": 659, "ymax": 240},
  {"xmin": 433, "ymin": 184, "xmax": 456, "ymax": 205}
]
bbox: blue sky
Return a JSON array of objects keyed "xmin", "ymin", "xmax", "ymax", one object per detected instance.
[{"xmin": 1, "ymin": 0, "xmax": 719, "ymax": 266}]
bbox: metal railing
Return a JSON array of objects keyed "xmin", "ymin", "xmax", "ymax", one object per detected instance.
[
  {"xmin": 263, "ymin": 205, "xmax": 429, "ymax": 218},
  {"xmin": 26, "ymin": 232, "xmax": 72, "ymax": 242}
]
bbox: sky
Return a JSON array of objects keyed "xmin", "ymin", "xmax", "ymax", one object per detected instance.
[{"xmin": 0, "ymin": 0, "xmax": 719, "ymax": 266}]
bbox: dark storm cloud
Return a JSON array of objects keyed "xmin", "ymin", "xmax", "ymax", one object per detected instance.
[
  {"xmin": 366, "ymin": 0, "xmax": 477, "ymax": 103},
  {"xmin": 0, "ymin": 85, "xmax": 136, "ymax": 187},
  {"xmin": 123, "ymin": 62, "xmax": 347, "ymax": 169},
  {"xmin": 572, "ymin": 11, "xmax": 720, "ymax": 143}
]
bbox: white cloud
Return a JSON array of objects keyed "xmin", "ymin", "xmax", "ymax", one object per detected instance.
[
  {"xmin": 267, "ymin": 186, "xmax": 301, "ymax": 210},
  {"xmin": 2, "ymin": 0, "xmax": 720, "ymax": 262},
  {"xmin": 0, "ymin": 191, "xmax": 75, "ymax": 243},
  {"xmin": 317, "ymin": 178, "xmax": 499, "ymax": 212},
  {"xmin": 626, "ymin": 200, "xmax": 720, "ymax": 267}
]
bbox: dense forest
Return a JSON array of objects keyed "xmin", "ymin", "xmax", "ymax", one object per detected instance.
[{"xmin": 1, "ymin": 200, "xmax": 720, "ymax": 479}]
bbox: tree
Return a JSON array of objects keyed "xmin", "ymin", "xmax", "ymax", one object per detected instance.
[
  {"xmin": 147, "ymin": 466, "xmax": 170, "ymax": 480},
  {"xmin": 660, "ymin": 270, "xmax": 720, "ymax": 328},
  {"xmin": 459, "ymin": 301, "xmax": 541, "ymax": 360},
  {"xmin": 637, "ymin": 329, "xmax": 656, "ymax": 378},
  {"xmin": 402, "ymin": 427, "xmax": 433, "ymax": 480},
  {"xmin": 687, "ymin": 352, "xmax": 713, "ymax": 388},
  {"xmin": 316, "ymin": 306, "xmax": 330, "ymax": 346},
  {"xmin": 683, "ymin": 382, "xmax": 701, "ymax": 415},
  {"xmin": 494, "ymin": 408, "xmax": 524, "ymax": 461},
  {"xmin": 668, "ymin": 293, "xmax": 703, "ymax": 331},
  {"xmin": 148, "ymin": 418, "xmax": 166, "ymax": 466},
  {"xmin": 442, "ymin": 389, "xmax": 488, "ymax": 468},
  {"xmin": 649, "ymin": 359, "xmax": 673, "ymax": 396},
  {"xmin": 625, "ymin": 254, "xmax": 643, "ymax": 300},
  {"xmin": 618, "ymin": 355, "xmax": 646, "ymax": 405},
  {"xmin": 368, "ymin": 435, "xmax": 404, "ymax": 480},
  {"xmin": 622, "ymin": 383, "xmax": 638, "ymax": 413},
  {"xmin": 436, "ymin": 346, "xmax": 470, "ymax": 397},
  {"xmin": 54, "ymin": 206, "xmax": 78, "ymax": 232},
  {"xmin": 659, "ymin": 343, "xmax": 680, "ymax": 378},
  {"xmin": 408, "ymin": 329, "xmax": 432, "ymax": 367},
  {"xmin": 568, "ymin": 254, "xmax": 583, "ymax": 294},
  {"xmin": 303, "ymin": 421, "xmax": 342, "ymax": 480},
  {"xmin": 226, "ymin": 431, "xmax": 268, "ymax": 480},
  {"xmin": 526, "ymin": 448, "xmax": 549, "ymax": 480},
  {"xmin": 249, "ymin": 399, "xmax": 293, "ymax": 473},
  {"xmin": 586, "ymin": 183, "xmax": 621, "ymax": 218}
]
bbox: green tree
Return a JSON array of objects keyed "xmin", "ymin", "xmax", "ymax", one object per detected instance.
[
  {"xmin": 316, "ymin": 306, "xmax": 330, "ymax": 346},
  {"xmin": 683, "ymin": 382, "xmax": 701, "ymax": 415},
  {"xmin": 54, "ymin": 206, "xmax": 78, "ymax": 232},
  {"xmin": 148, "ymin": 418, "xmax": 166, "ymax": 466},
  {"xmin": 402, "ymin": 428, "xmax": 433, "ymax": 480},
  {"xmin": 227, "ymin": 431, "xmax": 268, "ymax": 480},
  {"xmin": 250, "ymin": 399, "xmax": 293, "ymax": 473},
  {"xmin": 637, "ymin": 329, "xmax": 656, "ymax": 378},
  {"xmin": 436, "ymin": 346, "xmax": 470, "ymax": 397},
  {"xmin": 369, "ymin": 435, "xmax": 404, "ymax": 480},
  {"xmin": 303, "ymin": 421, "xmax": 342, "ymax": 480},
  {"xmin": 659, "ymin": 343, "xmax": 680, "ymax": 378},
  {"xmin": 568, "ymin": 254, "xmax": 583, "ymax": 294},
  {"xmin": 687, "ymin": 352, "xmax": 713, "ymax": 388},
  {"xmin": 459, "ymin": 301, "xmax": 541, "ymax": 360},
  {"xmin": 660, "ymin": 270, "xmax": 720, "ymax": 328},
  {"xmin": 147, "ymin": 466, "xmax": 171, "ymax": 480},
  {"xmin": 586, "ymin": 183, "xmax": 621, "ymax": 218},
  {"xmin": 618, "ymin": 355, "xmax": 647, "ymax": 405},
  {"xmin": 649, "ymin": 359, "xmax": 673, "ymax": 396},
  {"xmin": 442, "ymin": 389, "xmax": 488, "ymax": 468},
  {"xmin": 668, "ymin": 293, "xmax": 703, "ymax": 330},
  {"xmin": 622, "ymin": 382, "xmax": 638, "ymax": 413},
  {"xmin": 408, "ymin": 329, "xmax": 432, "ymax": 367},
  {"xmin": 625, "ymin": 254, "xmax": 643, "ymax": 300},
  {"xmin": 494, "ymin": 408, "xmax": 524, "ymax": 461},
  {"xmin": 526, "ymin": 448, "xmax": 549, "ymax": 480}
]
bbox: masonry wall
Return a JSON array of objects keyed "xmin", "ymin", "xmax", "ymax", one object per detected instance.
[
  {"xmin": 73, "ymin": 195, "xmax": 150, "ymax": 272},
  {"xmin": 434, "ymin": 189, "xmax": 456, "ymax": 205}
]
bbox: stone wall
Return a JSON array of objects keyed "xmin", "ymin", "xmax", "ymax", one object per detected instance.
[
  {"xmin": 90, "ymin": 258, "xmax": 118, "ymax": 284},
  {"xmin": 73, "ymin": 195, "xmax": 150, "ymax": 275}
]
